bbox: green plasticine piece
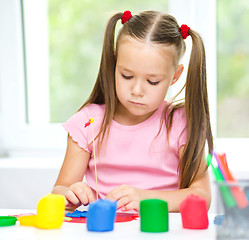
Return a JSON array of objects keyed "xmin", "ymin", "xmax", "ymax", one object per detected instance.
[
  {"xmin": 140, "ymin": 199, "xmax": 168, "ymax": 233},
  {"xmin": 0, "ymin": 216, "xmax": 17, "ymax": 227}
]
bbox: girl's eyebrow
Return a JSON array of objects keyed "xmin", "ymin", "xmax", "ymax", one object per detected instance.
[
  {"xmin": 147, "ymin": 73, "xmax": 166, "ymax": 78},
  {"xmin": 117, "ymin": 65, "xmax": 133, "ymax": 72}
]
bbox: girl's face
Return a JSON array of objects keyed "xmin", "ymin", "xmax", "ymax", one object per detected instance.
[{"xmin": 115, "ymin": 36, "xmax": 182, "ymax": 125}]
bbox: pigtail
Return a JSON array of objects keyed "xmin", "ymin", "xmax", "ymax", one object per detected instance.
[{"xmin": 178, "ymin": 30, "xmax": 213, "ymax": 189}]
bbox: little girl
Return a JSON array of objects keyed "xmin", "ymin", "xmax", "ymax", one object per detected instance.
[{"xmin": 52, "ymin": 10, "xmax": 213, "ymax": 212}]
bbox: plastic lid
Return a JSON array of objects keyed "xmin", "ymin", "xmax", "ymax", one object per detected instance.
[{"xmin": 0, "ymin": 216, "xmax": 17, "ymax": 227}]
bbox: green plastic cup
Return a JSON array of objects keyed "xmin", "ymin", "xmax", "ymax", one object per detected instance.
[{"xmin": 140, "ymin": 199, "xmax": 168, "ymax": 232}]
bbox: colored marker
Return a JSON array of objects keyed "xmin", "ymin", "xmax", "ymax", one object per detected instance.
[
  {"xmin": 206, "ymin": 153, "xmax": 236, "ymax": 208},
  {"xmin": 215, "ymin": 153, "xmax": 248, "ymax": 208}
]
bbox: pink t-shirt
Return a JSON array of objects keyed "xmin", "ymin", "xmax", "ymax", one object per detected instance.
[{"xmin": 63, "ymin": 101, "xmax": 187, "ymax": 199}]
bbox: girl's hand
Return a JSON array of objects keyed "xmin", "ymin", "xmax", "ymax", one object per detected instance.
[
  {"xmin": 65, "ymin": 182, "xmax": 95, "ymax": 210},
  {"xmin": 105, "ymin": 185, "xmax": 145, "ymax": 212}
]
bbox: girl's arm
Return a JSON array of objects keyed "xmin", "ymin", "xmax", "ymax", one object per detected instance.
[
  {"xmin": 144, "ymin": 146, "xmax": 211, "ymax": 212},
  {"xmin": 106, "ymin": 146, "xmax": 211, "ymax": 212},
  {"xmin": 52, "ymin": 135, "xmax": 95, "ymax": 210}
]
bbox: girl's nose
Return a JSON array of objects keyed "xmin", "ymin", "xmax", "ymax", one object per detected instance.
[{"xmin": 131, "ymin": 80, "xmax": 144, "ymax": 97}]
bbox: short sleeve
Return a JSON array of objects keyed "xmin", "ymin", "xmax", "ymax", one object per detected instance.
[{"xmin": 62, "ymin": 108, "xmax": 91, "ymax": 152}]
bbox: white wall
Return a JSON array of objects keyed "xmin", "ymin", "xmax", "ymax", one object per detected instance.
[{"xmin": 0, "ymin": 158, "xmax": 61, "ymax": 209}]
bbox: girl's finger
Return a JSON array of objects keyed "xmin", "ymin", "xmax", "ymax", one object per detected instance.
[
  {"xmin": 123, "ymin": 201, "xmax": 139, "ymax": 212},
  {"xmin": 116, "ymin": 196, "xmax": 130, "ymax": 209},
  {"xmin": 65, "ymin": 190, "xmax": 81, "ymax": 206},
  {"xmin": 84, "ymin": 186, "xmax": 96, "ymax": 203},
  {"xmin": 73, "ymin": 187, "xmax": 89, "ymax": 205},
  {"xmin": 106, "ymin": 185, "xmax": 129, "ymax": 201}
]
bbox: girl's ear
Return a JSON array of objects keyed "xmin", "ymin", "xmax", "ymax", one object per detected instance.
[{"xmin": 171, "ymin": 64, "xmax": 184, "ymax": 86}]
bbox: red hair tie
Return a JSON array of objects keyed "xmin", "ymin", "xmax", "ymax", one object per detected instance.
[
  {"xmin": 180, "ymin": 24, "xmax": 190, "ymax": 39},
  {"xmin": 121, "ymin": 10, "xmax": 132, "ymax": 24}
]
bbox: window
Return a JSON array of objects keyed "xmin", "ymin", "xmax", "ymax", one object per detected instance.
[
  {"xmin": 0, "ymin": 0, "xmax": 169, "ymax": 156},
  {"xmin": 47, "ymin": 0, "xmax": 169, "ymax": 123},
  {"xmin": 215, "ymin": 0, "xmax": 249, "ymax": 171},
  {"xmin": 217, "ymin": 0, "xmax": 249, "ymax": 138},
  {"xmin": 22, "ymin": 0, "xmax": 169, "ymax": 125}
]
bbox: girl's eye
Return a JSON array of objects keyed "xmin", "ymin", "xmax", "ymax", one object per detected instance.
[
  {"xmin": 121, "ymin": 74, "xmax": 133, "ymax": 80},
  {"xmin": 148, "ymin": 80, "xmax": 160, "ymax": 85}
]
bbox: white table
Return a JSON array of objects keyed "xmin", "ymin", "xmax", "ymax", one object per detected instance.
[{"xmin": 0, "ymin": 209, "xmax": 216, "ymax": 240}]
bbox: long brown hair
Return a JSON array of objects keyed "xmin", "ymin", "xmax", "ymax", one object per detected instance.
[{"xmin": 80, "ymin": 10, "xmax": 213, "ymax": 189}]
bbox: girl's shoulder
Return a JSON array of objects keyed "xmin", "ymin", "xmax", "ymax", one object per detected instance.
[
  {"xmin": 165, "ymin": 102, "xmax": 187, "ymax": 132},
  {"xmin": 63, "ymin": 104, "xmax": 105, "ymax": 151},
  {"xmin": 172, "ymin": 104, "xmax": 186, "ymax": 119},
  {"xmin": 64, "ymin": 103, "xmax": 105, "ymax": 125},
  {"xmin": 165, "ymin": 102, "xmax": 187, "ymax": 147},
  {"xmin": 165, "ymin": 101, "xmax": 186, "ymax": 120},
  {"xmin": 82, "ymin": 103, "xmax": 105, "ymax": 115},
  {"xmin": 78, "ymin": 103, "xmax": 106, "ymax": 121}
]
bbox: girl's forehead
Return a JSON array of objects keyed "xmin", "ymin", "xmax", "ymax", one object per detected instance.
[{"xmin": 117, "ymin": 36, "xmax": 178, "ymax": 69}]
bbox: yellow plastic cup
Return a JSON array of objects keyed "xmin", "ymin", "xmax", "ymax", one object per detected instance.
[{"xmin": 36, "ymin": 194, "xmax": 65, "ymax": 229}]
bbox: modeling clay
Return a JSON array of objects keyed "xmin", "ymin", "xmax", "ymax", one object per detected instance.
[
  {"xmin": 87, "ymin": 199, "xmax": 117, "ymax": 232},
  {"xmin": 180, "ymin": 194, "xmax": 209, "ymax": 229},
  {"xmin": 14, "ymin": 211, "xmax": 139, "ymax": 224},
  {"xmin": 0, "ymin": 216, "xmax": 17, "ymax": 227},
  {"xmin": 66, "ymin": 210, "xmax": 88, "ymax": 218},
  {"xmin": 36, "ymin": 194, "xmax": 65, "ymax": 229},
  {"xmin": 18, "ymin": 215, "xmax": 36, "ymax": 226},
  {"xmin": 115, "ymin": 212, "xmax": 139, "ymax": 222},
  {"xmin": 140, "ymin": 199, "xmax": 168, "ymax": 232}
]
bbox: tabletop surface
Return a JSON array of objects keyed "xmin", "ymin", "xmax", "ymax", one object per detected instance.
[{"xmin": 0, "ymin": 209, "xmax": 216, "ymax": 240}]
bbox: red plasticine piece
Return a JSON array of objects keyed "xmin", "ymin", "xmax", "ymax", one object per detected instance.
[
  {"xmin": 114, "ymin": 212, "xmax": 139, "ymax": 222},
  {"xmin": 179, "ymin": 194, "xmax": 209, "ymax": 229},
  {"xmin": 64, "ymin": 212, "xmax": 139, "ymax": 223},
  {"xmin": 11, "ymin": 213, "xmax": 35, "ymax": 218},
  {"xmin": 13, "ymin": 212, "xmax": 139, "ymax": 224}
]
